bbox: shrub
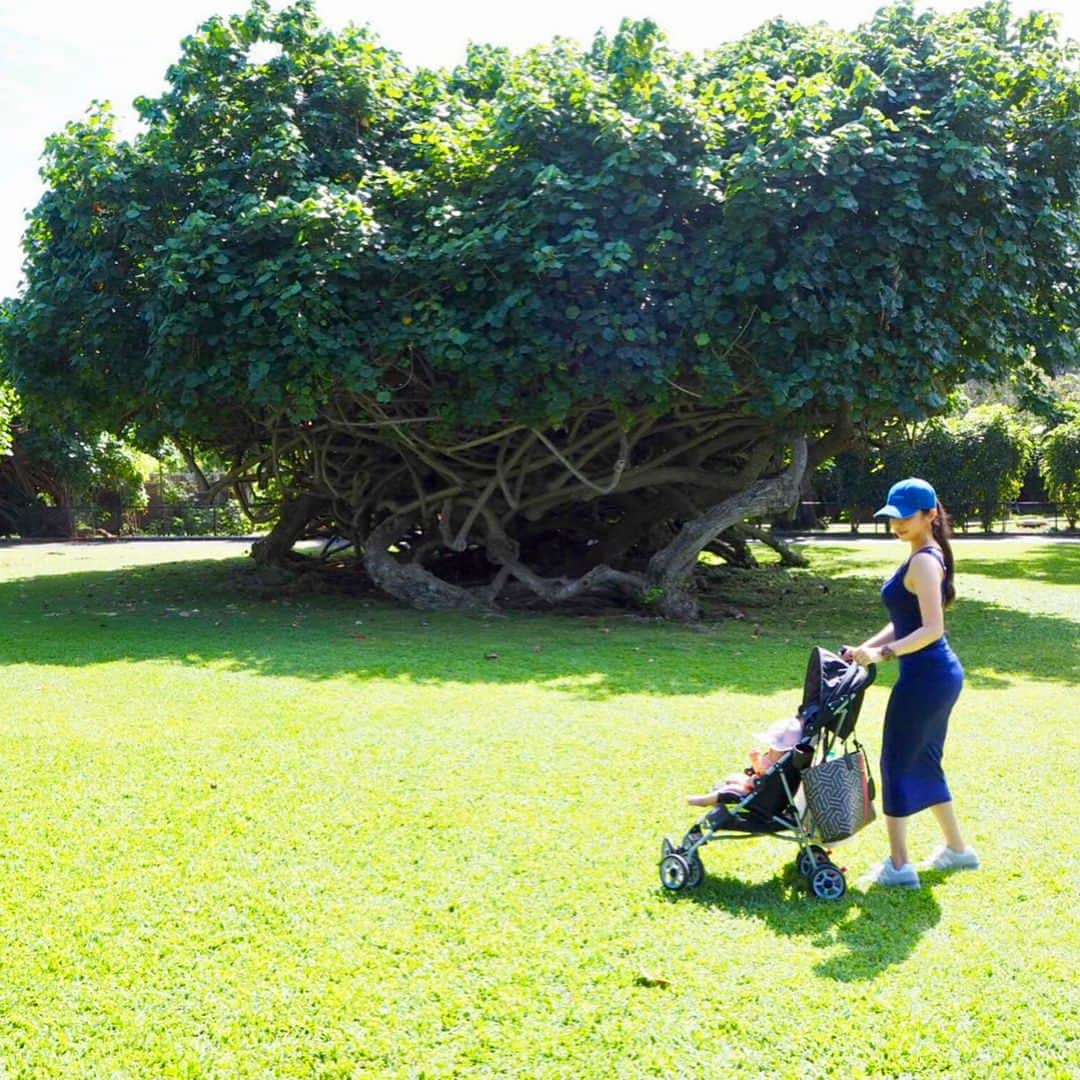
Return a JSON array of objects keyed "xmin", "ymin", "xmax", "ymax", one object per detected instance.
[
  {"xmin": 944, "ymin": 405, "xmax": 1035, "ymax": 532},
  {"xmin": 817, "ymin": 406, "xmax": 1037, "ymax": 533},
  {"xmin": 1041, "ymin": 419, "xmax": 1080, "ymax": 528}
]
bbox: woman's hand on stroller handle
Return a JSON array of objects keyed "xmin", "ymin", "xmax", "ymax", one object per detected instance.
[{"xmin": 840, "ymin": 644, "xmax": 878, "ymax": 672}]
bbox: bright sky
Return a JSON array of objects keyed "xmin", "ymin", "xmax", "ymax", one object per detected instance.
[{"xmin": 1, "ymin": 0, "xmax": 1077, "ymax": 299}]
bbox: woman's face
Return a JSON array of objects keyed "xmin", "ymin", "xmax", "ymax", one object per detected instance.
[{"xmin": 889, "ymin": 508, "xmax": 936, "ymax": 542}]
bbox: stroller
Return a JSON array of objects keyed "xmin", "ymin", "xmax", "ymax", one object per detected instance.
[{"xmin": 660, "ymin": 647, "xmax": 877, "ymax": 900}]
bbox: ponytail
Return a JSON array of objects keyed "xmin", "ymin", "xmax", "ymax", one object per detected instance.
[{"xmin": 932, "ymin": 500, "xmax": 956, "ymax": 606}]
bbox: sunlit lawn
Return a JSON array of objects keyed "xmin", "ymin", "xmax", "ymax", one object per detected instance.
[{"xmin": 0, "ymin": 538, "xmax": 1076, "ymax": 1077}]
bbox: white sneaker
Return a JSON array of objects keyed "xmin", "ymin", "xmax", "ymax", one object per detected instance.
[
  {"xmin": 859, "ymin": 857, "xmax": 921, "ymax": 889},
  {"xmin": 921, "ymin": 845, "xmax": 980, "ymax": 871}
]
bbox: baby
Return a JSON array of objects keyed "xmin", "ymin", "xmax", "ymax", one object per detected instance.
[{"xmin": 686, "ymin": 716, "xmax": 803, "ymax": 806}]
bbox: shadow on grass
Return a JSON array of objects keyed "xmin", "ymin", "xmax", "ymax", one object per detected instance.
[
  {"xmin": 661, "ymin": 864, "xmax": 942, "ymax": 980},
  {"xmin": 0, "ymin": 554, "xmax": 1075, "ymax": 696}
]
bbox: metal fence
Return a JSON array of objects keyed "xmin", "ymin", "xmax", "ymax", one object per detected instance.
[
  {"xmin": 5, "ymin": 501, "xmax": 256, "ymax": 539},
  {"xmin": 785, "ymin": 500, "xmax": 1066, "ymax": 534},
  {"xmin": 4, "ymin": 498, "xmax": 1071, "ymax": 541},
  {"xmin": 74, "ymin": 499, "xmax": 1073, "ymax": 537}
]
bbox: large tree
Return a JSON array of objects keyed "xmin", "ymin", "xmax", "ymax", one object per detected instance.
[{"xmin": 2, "ymin": 1, "xmax": 1078, "ymax": 614}]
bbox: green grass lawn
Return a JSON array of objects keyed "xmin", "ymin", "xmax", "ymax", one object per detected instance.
[{"xmin": 0, "ymin": 539, "xmax": 1077, "ymax": 1078}]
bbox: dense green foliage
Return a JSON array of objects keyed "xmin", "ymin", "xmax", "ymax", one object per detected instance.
[
  {"xmin": 1002, "ymin": 362, "xmax": 1080, "ymax": 428},
  {"xmin": 2, "ymin": 1, "xmax": 1077, "ymax": 605},
  {"xmin": 1041, "ymin": 417, "xmax": 1080, "ymax": 526},
  {"xmin": 815, "ymin": 444, "xmax": 885, "ymax": 528},
  {"xmin": 0, "ymin": 380, "xmax": 16, "ymax": 458},
  {"xmin": 6, "ymin": 1, "xmax": 1079, "ymax": 430}
]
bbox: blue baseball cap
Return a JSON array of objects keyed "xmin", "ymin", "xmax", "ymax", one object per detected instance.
[{"xmin": 875, "ymin": 477, "xmax": 938, "ymax": 519}]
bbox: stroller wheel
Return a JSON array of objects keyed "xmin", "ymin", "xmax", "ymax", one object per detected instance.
[
  {"xmin": 685, "ymin": 851, "xmax": 704, "ymax": 888},
  {"xmin": 797, "ymin": 845, "xmax": 830, "ymax": 877},
  {"xmin": 809, "ymin": 863, "xmax": 847, "ymax": 900},
  {"xmin": 660, "ymin": 853, "xmax": 691, "ymax": 891}
]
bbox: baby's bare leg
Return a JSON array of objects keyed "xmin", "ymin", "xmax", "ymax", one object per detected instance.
[{"xmin": 686, "ymin": 792, "xmax": 719, "ymax": 807}]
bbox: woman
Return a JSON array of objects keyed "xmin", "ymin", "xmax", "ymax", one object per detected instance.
[{"xmin": 842, "ymin": 477, "xmax": 979, "ymax": 889}]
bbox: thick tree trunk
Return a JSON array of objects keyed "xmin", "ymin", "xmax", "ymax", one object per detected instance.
[
  {"xmin": 361, "ymin": 516, "xmax": 487, "ymax": 610},
  {"xmin": 583, "ymin": 491, "xmax": 697, "ymax": 569},
  {"xmin": 251, "ymin": 494, "xmax": 324, "ymax": 565},
  {"xmin": 646, "ymin": 439, "xmax": 808, "ymax": 617},
  {"xmin": 248, "ymin": 433, "xmax": 812, "ymax": 618},
  {"xmin": 175, "ymin": 442, "xmax": 212, "ymax": 495}
]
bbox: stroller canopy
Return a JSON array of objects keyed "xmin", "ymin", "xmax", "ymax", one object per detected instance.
[{"xmin": 799, "ymin": 647, "xmax": 876, "ymax": 739}]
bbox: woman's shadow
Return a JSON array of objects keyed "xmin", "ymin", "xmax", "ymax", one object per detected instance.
[{"xmin": 661, "ymin": 862, "xmax": 943, "ymax": 981}]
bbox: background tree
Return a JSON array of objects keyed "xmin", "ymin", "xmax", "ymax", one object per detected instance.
[
  {"xmin": 817, "ymin": 405, "xmax": 1038, "ymax": 533},
  {"xmin": 0, "ymin": 423, "xmax": 147, "ymax": 538},
  {"xmin": 815, "ymin": 447, "xmax": 886, "ymax": 532},
  {"xmin": 3, "ymin": 1, "xmax": 1078, "ymax": 613},
  {"xmin": 1041, "ymin": 418, "xmax": 1080, "ymax": 527}
]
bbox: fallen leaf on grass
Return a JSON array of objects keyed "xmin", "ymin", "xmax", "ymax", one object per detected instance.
[
  {"xmin": 634, "ymin": 972, "xmax": 670, "ymax": 988},
  {"xmin": 350, "ymin": 633, "xmax": 368, "ymax": 641}
]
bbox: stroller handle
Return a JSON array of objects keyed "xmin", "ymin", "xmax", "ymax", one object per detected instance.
[{"xmin": 837, "ymin": 646, "xmax": 878, "ymax": 687}]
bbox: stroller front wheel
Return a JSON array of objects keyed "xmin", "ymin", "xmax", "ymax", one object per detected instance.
[
  {"xmin": 660, "ymin": 853, "xmax": 692, "ymax": 891},
  {"xmin": 809, "ymin": 863, "xmax": 847, "ymax": 900}
]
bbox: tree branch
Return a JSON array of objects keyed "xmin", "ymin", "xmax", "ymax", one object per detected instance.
[
  {"xmin": 647, "ymin": 437, "xmax": 809, "ymax": 601},
  {"xmin": 361, "ymin": 515, "xmax": 487, "ymax": 610}
]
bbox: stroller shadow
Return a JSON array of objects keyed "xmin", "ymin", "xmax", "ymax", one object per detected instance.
[{"xmin": 662, "ymin": 865, "xmax": 941, "ymax": 981}]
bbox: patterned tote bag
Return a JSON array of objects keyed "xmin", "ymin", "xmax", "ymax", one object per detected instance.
[{"xmin": 803, "ymin": 743, "xmax": 877, "ymax": 843}]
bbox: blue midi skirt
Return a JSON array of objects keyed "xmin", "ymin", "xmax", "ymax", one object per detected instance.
[{"xmin": 880, "ymin": 638, "xmax": 964, "ymax": 818}]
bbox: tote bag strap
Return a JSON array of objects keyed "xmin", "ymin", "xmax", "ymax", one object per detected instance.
[{"xmin": 852, "ymin": 738, "xmax": 876, "ymax": 803}]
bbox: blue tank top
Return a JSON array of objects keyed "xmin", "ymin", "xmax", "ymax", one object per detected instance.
[{"xmin": 881, "ymin": 546, "xmax": 948, "ymax": 642}]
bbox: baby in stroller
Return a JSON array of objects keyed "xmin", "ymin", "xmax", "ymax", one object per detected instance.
[
  {"xmin": 661, "ymin": 647, "xmax": 878, "ymax": 900},
  {"xmin": 686, "ymin": 716, "xmax": 804, "ymax": 806}
]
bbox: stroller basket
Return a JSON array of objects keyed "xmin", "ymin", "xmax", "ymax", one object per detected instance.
[{"xmin": 660, "ymin": 647, "xmax": 878, "ymax": 901}]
